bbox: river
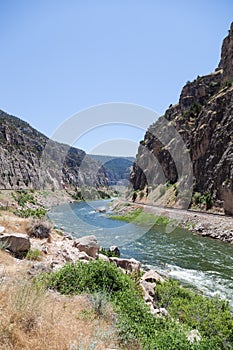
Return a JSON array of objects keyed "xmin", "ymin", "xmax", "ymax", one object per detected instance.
[{"xmin": 48, "ymin": 199, "xmax": 233, "ymax": 308}]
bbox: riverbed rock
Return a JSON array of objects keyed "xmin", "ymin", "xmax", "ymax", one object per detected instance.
[
  {"xmin": 109, "ymin": 257, "xmax": 141, "ymax": 272},
  {"xmin": 73, "ymin": 235, "xmax": 99, "ymax": 258},
  {"xmin": 0, "ymin": 233, "xmax": 30, "ymax": 253},
  {"xmin": 95, "ymin": 207, "xmax": 106, "ymax": 213}
]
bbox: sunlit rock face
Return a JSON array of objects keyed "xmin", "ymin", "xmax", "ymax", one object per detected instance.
[
  {"xmin": 131, "ymin": 23, "xmax": 233, "ymax": 214},
  {"xmin": 0, "ymin": 110, "xmax": 107, "ymax": 190}
]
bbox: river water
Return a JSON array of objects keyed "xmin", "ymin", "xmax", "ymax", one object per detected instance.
[{"xmin": 48, "ymin": 199, "xmax": 233, "ymax": 308}]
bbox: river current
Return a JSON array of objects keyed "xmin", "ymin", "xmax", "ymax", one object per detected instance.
[{"xmin": 48, "ymin": 199, "xmax": 233, "ymax": 308}]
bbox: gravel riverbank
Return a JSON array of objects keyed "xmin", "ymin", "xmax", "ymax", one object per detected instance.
[{"xmin": 111, "ymin": 200, "xmax": 233, "ymax": 244}]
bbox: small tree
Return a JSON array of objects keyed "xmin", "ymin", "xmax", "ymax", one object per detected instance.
[
  {"xmin": 205, "ymin": 193, "xmax": 213, "ymax": 210},
  {"xmin": 132, "ymin": 191, "xmax": 137, "ymax": 202}
]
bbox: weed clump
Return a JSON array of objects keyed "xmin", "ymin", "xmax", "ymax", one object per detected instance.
[{"xmin": 26, "ymin": 219, "xmax": 52, "ymax": 239}]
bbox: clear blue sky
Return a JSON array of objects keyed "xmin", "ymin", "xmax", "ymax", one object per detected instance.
[{"xmin": 0, "ymin": 0, "xmax": 232, "ymax": 155}]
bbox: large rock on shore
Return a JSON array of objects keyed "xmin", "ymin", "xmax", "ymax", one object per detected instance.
[
  {"xmin": 109, "ymin": 257, "xmax": 141, "ymax": 272},
  {"xmin": 73, "ymin": 235, "xmax": 99, "ymax": 258},
  {"xmin": 141, "ymin": 269, "xmax": 164, "ymax": 283},
  {"xmin": 0, "ymin": 233, "xmax": 30, "ymax": 253}
]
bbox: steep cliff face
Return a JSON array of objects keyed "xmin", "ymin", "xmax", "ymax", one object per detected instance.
[
  {"xmin": 0, "ymin": 110, "xmax": 107, "ymax": 190},
  {"xmin": 219, "ymin": 22, "xmax": 233, "ymax": 82},
  {"xmin": 131, "ymin": 23, "xmax": 233, "ymax": 214}
]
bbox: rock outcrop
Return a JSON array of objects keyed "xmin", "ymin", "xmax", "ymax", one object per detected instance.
[
  {"xmin": 109, "ymin": 257, "xmax": 141, "ymax": 272},
  {"xmin": 0, "ymin": 111, "xmax": 107, "ymax": 190},
  {"xmin": 131, "ymin": 23, "xmax": 233, "ymax": 214},
  {"xmin": 0, "ymin": 233, "xmax": 30, "ymax": 253},
  {"xmin": 219, "ymin": 22, "xmax": 233, "ymax": 83},
  {"xmin": 73, "ymin": 235, "xmax": 99, "ymax": 259}
]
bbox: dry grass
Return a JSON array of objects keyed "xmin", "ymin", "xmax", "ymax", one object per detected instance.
[
  {"xmin": 0, "ymin": 211, "xmax": 29, "ymax": 234},
  {"xmin": 0, "ymin": 200, "xmax": 120, "ymax": 349},
  {"xmin": 0, "ymin": 276, "xmax": 120, "ymax": 350},
  {"xmin": 0, "ymin": 249, "xmax": 29, "ymax": 280}
]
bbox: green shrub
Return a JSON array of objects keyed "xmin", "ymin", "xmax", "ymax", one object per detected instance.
[
  {"xmin": 132, "ymin": 191, "xmax": 137, "ymax": 202},
  {"xmin": 223, "ymin": 80, "xmax": 232, "ymax": 88},
  {"xmin": 89, "ymin": 292, "xmax": 109, "ymax": 318},
  {"xmin": 99, "ymin": 247, "xmax": 119, "ymax": 258},
  {"xmin": 110, "ymin": 208, "xmax": 143, "ymax": 223},
  {"xmin": 139, "ymin": 191, "xmax": 145, "ymax": 199},
  {"xmin": 193, "ymin": 192, "xmax": 204, "ymax": 205},
  {"xmin": 45, "ymin": 260, "xmax": 134, "ymax": 295},
  {"xmin": 26, "ymin": 249, "xmax": 42, "ymax": 261},
  {"xmin": 40, "ymin": 260, "xmax": 233, "ymax": 349},
  {"xmin": 12, "ymin": 190, "xmax": 37, "ymax": 207},
  {"xmin": 110, "ymin": 209, "xmax": 174, "ymax": 227},
  {"xmin": 192, "ymin": 192, "xmax": 213, "ymax": 210},
  {"xmin": 97, "ymin": 190, "xmax": 111, "ymax": 199},
  {"xmin": 205, "ymin": 192, "xmax": 213, "ymax": 210},
  {"xmin": 14, "ymin": 208, "xmax": 46, "ymax": 218},
  {"xmin": 155, "ymin": 279, "xmax": 233, "ymax": 349}
]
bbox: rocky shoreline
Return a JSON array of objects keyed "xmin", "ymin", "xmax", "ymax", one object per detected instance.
[{"xmin": 0, "ymin": 211, "xmax": 170, "ymax": 319}]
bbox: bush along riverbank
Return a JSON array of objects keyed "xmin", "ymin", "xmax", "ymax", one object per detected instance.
[
  {"xmin": 40, "ymin": 258, "xmax": 233, "ymax": 350},
  {"xmin": 0, "ymin": 209, "xmax": 232, "ymax": 349}
]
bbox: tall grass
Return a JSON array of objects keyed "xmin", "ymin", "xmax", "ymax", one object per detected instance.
[{"xmin": 0, "ymin": 277, "xmax": 119, "ymax": 350}]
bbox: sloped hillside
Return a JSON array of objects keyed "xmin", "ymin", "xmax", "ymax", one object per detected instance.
[{"xmin": 0, "ymin": 110, "xmax": 107, "ymax": 190}]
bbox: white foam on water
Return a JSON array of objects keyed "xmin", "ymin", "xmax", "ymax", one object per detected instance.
[
  {"xmin": 167, "ymin": 264, "xmax": 233, "ymax": 308},
  {"xmin": 144, "ymin": 262, "xmax": 233, "ymax": 308}
]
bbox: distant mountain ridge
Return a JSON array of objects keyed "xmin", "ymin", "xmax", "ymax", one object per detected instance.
[
  {"xmin": 89, "ymin": 154, "xmax": 135, "ymax": 185},
  {"xmin": 0, "ymin": 110, "xmax": 107, "ymax": 190}
]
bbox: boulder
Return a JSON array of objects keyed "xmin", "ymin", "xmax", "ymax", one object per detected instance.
[
  {"xmin": 0, "ymin": 226, "xmax": 5, "ymax": 234},
  {"xmin": 98, "ymin": 253, "xmax": 110, "ymax": 262},
  {"xmin": 95, "ymin": 207, "xmax": 106, "ymax": 213},
  {"xmin": 109, "ymin": 257, "xmax": 141, "ymax": 272},
  {"xmin": 140, "ymin": 280, "xmax": 156, "ymax": 298},
  {"xmin": 141, "ymin": 269, "xmax": 164, "ymax": 283},
  {"xmin": 0, "ymin": 233, "xmax": 30, "ymax": 253},
  {"xmin": 77, "ymin": 251, "xmax": 93, "ymax": 261},
  {"xmin": 73, "ymin": 235, "xmax": 99, "ymax": 258},
  {"xmin": 26, "ymin": 219, "xmax": 52, "ymax": 239}
]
